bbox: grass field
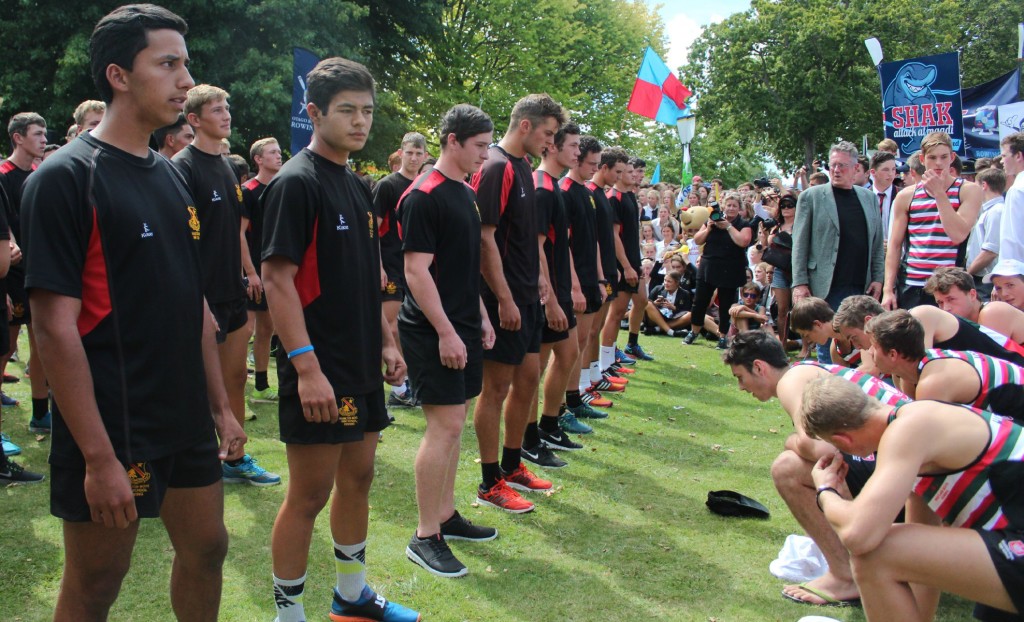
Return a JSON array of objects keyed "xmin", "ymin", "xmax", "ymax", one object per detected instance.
[{"xmin": 0, "ymin": 331, "xmax": 975, "ymax": 621}]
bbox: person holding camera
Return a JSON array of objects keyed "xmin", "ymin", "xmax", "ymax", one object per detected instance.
[
  {"xmin": 683, "ymin": 192, "xmax": 753, "ymax": 348},
  {"xmin": 759, "ymin": 191, "xmax": 798, "ymax": 351}
]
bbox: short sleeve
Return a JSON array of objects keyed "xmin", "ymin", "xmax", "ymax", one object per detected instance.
[
  {"xmin": 536, "ymin": 188, "xmax": 555, "ymax": 233},
  {"xmin": 981, "ymin": 206, "xmax": 1002, "ymax": 254},
  {"xmin": 21, "ymin": 160, "xmax": 91, "ymax": 298},
  {"xmin": 240, "ymin": 186, "xmax": 257, "ymax": 221},
  {"xmin": 471, "ymin": 159, "xmax": 510, "ymax": 226},
  {"xmin": 372, "ymin": 178, "xmax": 395, "ymax": 219},
  {"xmin": 0, "ymin": 185, "xmax": 10, "ymax": 240},
  {"xmin": 261, "ymin": 171, "xmax": 318, "ymax": 266},
  {"xmin": 609, "ymin": 194, "xmax": 624, "ymax": 225},
  {"xmin": 400, "ymin": 191, "xmax": 439, "ymax": 254}
]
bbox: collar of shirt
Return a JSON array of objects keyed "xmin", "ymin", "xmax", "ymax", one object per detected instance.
[{"xmin": 981, "ymin": 196, "xmax": 1004, "ymax": 213}]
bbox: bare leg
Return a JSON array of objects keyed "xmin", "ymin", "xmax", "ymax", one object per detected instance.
[
  {"xmin": 473, "ymin": 361, "xmax": 515, "ymax": 464},
  {"xmin": 162, "ymin": 482, "xmax": 229, "ymax": 622},
  {"xmin": 329, "ymin": 433, "xmax": 379, "ymax": 544},
  {"xmin": 415, "ymin": 403, "xmax": 468, "ymax": 536},
  {"xmin": 773, "ymin": 286, "xmax": 792, "ymax": 352},
  {"xmin": 568, "ymin": 313, "xmax": 594, "ymax": 391},
  {"xmin": 251, "ymin": 310, "xmax": 275, "ymax": 376},
  {"xmin": 382, "ymin": 300, "xmax": 403, "ymax": 387},
  {"xmin": 600, "ymin": 295, "xmax": 630, "ymax": 347},
  {"xmin": 218, "ymin": 326, "xmax": 250, "ymax": 429},
  {"xmin": 503, "ymin": 352, "xmax": 540, "ymax": 452},
  {"xmin": 271, "ymin": 444, "xmax": 341, "ymax": 579},
  {"xmin": 542, "ymin": 329, "xmax": 578, "ymax": 416},
  {"xmin": 54, "ymin": 520, "xmax": 139, "ymax": 620},
  {"xmin": 644, "ymin": 303, "xmax": 673, "ymax": 333},
  {"xmin": 27, "ymin": 326, "xmax": 49, "ymax": 403},
  {"xmin": 627, "ymin": 291, "xmax": 646, "ymax": 334}
]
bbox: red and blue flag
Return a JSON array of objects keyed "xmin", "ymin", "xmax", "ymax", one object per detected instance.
[{"xmin": 627, "ymin": 47, "xmax": 692, "ymax": 125}]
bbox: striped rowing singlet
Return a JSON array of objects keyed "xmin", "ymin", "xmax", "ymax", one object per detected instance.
[
  {"xmin": 905, "ymin": 178, "xmax": 964, "ymax": 287},
  {"xmin": 919, "ymin": 349, "xmax": 1024, "ymax": 418},
  {"xmin": 796, "ymin": 361, "xmax": 911, "ymax": 407}
]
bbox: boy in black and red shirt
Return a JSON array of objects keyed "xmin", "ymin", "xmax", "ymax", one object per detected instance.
[
  {"xmin": 400, "ymin": 104, "xmax": 498, "ymax": 579},
  {"xmin": 262, "ymin": 57, "xmax": 419, "ymax": 622},
  {"xmin": 470, "ymin": 94, "xmax": 568, "ymax": 515},
  {"xmin": 21, "ymin": 6, "xmax": 246, "ymax": 618},
  {"xmin": 173, "ymin": 84, "xmax": 279, "ymax": 487}
]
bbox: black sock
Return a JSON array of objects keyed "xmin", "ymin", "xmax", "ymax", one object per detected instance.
[
  {"xmin": 32, "ymin": 398, "xmax": 47, "ymax": 420},
  {"xmin": 226, "ymin": 457, "xmax": 245, "ymax": 467},
  {"xmin": 255, "ymin": 371, "xmax": 269, "ymax": 391},
  {"xmin": 500, "ymin": 446, "xmax": 521, "ymax": 474},
  {"xmin": 565, "ymin": 390, "xmax": 582, "ymax": 408},
  {"xmin": 539, "ymin": 414, "xmax": 560, "ymax": 433},
  {"xmin": 628, "ymin": 332, "xmax": 639, "ymax": 346},
  {"xmin": 523, "ymin": 422, "xmax": 540, "ymax": 448},
  {"xmin": 481, "ymin": 461, "xmax": 501, "ymax": 490}
]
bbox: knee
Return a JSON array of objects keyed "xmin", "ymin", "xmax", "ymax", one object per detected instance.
[
  {"xmin": 285, "ymin": 487, "xmax": 332, "ymax": 520},
  {"xmin": 64, "ymin": 557, "xmax": 132, "ymax": 609},
  {"xmin": 338, "ymin": 466, "xmax": 375, "ymax": 498},
  {"xmin": 771, "ymin": 450, "xmax": 808, "ymax": 492},
  {"xmin": 177, "ymin": 525, "xmax": 229, "ymax": 573}
]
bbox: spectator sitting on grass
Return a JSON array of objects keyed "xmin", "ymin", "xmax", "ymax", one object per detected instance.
[
  {"xmin": 643, "ymin": 270, "xmax": 708, "ymax": 337},
  {"xmin": 729, "ymin": 283, "xmax": 771, "ymax": 334}
]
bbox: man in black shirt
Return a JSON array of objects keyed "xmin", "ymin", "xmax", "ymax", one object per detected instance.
[
  {"xmin": 241, "ymin": 137, "xmax": 282, "ymax": 404},
  {"xmin": 400, "ymin": 104, "xmax": 497, "ymax": 579},
  {"xmin": 152, "ymin": 113, "xmax": 193, "ymax": 159},
  {"xmin": 174, "ymin": 84, "xmax": 279, "ymax": 487},
  {"xmin": 470, "ymin": 93, "xmax": 567, "ymax": 514},
  {"xmin": 0, "ymin": 111, "xmax": 51, "ymax": 428},
  {"xmin": 374, "ymin": 131, "xmax": 426, "ymax": 409},
  {"xmin": 262, "ymin": 57, "xmax": 419, "ymax": 622},
  {"xmin": 22, "ymin": 7, "xmax": 246, "ymax": 618},
  {"xmin": 620, "ymin": 156, "xmax": 656, "ymax": 362}
]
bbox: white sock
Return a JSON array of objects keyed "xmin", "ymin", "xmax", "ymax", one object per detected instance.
[
  {"xmin": 667, "ymin": 329, "xmax": 675, "ymax": 337},
  {"xmin": 589, "ymin": 362, "xmax": 602, "ymax": 383},
  {"xmin": 334, "ymin": 541, "xmax": 367, "ymax": 602},
  {"xmin": 579, "ymin": 370, "xmax": 590, "ymax": 393},
  {"xmin": 600, "ymin": 345, "xmax": 614, "ymax": 371},
  {"xmin": 273, "ymin": 574, "xmax": 306, "ymax": 622}
]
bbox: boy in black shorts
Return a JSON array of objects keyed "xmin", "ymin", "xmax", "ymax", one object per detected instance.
[
  {"xmin": 241, "ymin": 137, "xmax": 283, "ymax": 404},
  {"xmin": 470, "ymin": 94, "xmax": 567, "ymax": 514},
  {"xmin": 374, "ymin": 132, "xmax": 426, "ymax": 409},
  {"xmin": 262, "ymin": 57, "xmax": 419, "ymax": 622},
  {"xmin": 400, "ymin": 104, "xmax": 498, "ymax": 578},
  {"xmin": 560, "ymin": 135, "xmax": 613, "ymax": 418},
  {"xmin": 174, "ymin": 84, "xmax": 279, "ymax": 486},
  {"xmin": 622, "ymin": 156, "xmax": 654, "ymax": 361},
  {"xmin": 523, "ymin": 121, "xmax": 589, "ymax": 469},
  {"xmin": 21, "ymin": 6, "xmax": 246, "ymax": 618}
]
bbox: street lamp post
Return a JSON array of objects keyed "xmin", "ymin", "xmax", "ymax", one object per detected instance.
[{"xmin": 677, "ymin": 112, "xmax": 696, "ymax": 184}]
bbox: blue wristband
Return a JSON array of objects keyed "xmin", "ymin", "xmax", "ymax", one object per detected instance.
[{"xmin": 287, "ymin": 345, "xmax": 314, "ymax": 359}]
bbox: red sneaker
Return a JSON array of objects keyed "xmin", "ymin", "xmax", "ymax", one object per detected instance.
[
  {"xmin": 476, "ymin": 479, "xmax": 535, "ymax": 513},
  {"xmin": 590, "ymin": 378, "xmax": 624, "ymax": 392},
  {"xmin": 609, "ymin": 363, "xmax": 636, "ymax": 375},
  {"xmin": 583, "ymin": 389, "xmax": 613, "ymax": 407},
  {"xmin": 602, "ymin": 371, "xmax": 629, "ymax": 386},
  {"xmin": 502, "ymin": 463, "xmax": 553, "ymax": 492}
]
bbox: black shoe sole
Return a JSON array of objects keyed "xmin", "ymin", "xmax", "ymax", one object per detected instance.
[
  {"xmin": 520, "ymin": 453, "xmax": 568, "ymax": 469},
  {"xmin": 405, "ymin": 546, "xmax": 468, "ymax": 578},
  {"xmin": 540, "ymin": 439, "xmax": 583, "ymax": 451}
]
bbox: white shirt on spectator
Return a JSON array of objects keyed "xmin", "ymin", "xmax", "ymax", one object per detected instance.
[
  {"xmin": 1000, "ymin": 174, "xmax": 1024, "ymax": 263},
  {"xmin": 966, "ymin": 196, "xmax": 1003, "ymax": 278}
]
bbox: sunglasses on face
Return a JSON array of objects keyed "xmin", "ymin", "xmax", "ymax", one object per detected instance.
[{"xmin": 743, "ymin": 293, "xmax": 759, "ymax": 299}]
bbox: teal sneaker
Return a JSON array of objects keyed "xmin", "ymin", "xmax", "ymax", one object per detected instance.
[
  {"xmin": 28, "ymin": 412, "xmax": 52, "ymax": 434},
  {"xmin": 2, "ymin": 433, "xmax": 21, "ymax": 456},
  {"xmin": 568, "ymin": 402, "xmax": 608, "ymax": 420},
  {"xmin": 222, "ymin": 454, "xmax": 281, "ymax": 487},
  {"xmin": 250, "ymin": 386, "xmax": 279, "ymax": 403},
  {"xmin": 329, "ymin": 585, "xmax": 421, "ymax": 622},
  {"xmin": 558, "ymin": 411, "xmax": 593, "ymax": 435}
]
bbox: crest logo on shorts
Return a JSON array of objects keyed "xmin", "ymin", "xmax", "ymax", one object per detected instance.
[
  {"xmin": 235, "ymin": 184, "xmax": 243, "ymax": 203},
  {"xmin": 11, "ymin": 302, "xmax": 23, "ymax": 318},
  {"xmin": 338, "ymin": 397, "xmax": 359, "ymax": 426},
  {"xmin": 385, "ymin": 281, "xmax": 398, "ymax": 295},
  {"xmin": 188, "ymin": 206, "xmax": 201, "ymax": 240},
  {"xmin": 367, "ymin": 211, "xmax": 374, "ymax": 238},
  {"xmin": 127, "ymin": 462, "xmax": 151, "ymax": 497}
]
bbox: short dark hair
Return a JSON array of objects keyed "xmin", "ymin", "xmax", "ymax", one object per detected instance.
[
  {"xmin": 578, "ymin": 135, "xmax": 602, "ymax": 161},
  {"xmin": 600, "ymin": 146, "xmax": 628, "ymax": 170},
  {"xmin": 629, "ymin": 156, "xmax": 646, "ymax": 169},
  {"xmin": 790, "ymin": 297, "xmax": 835, "ymax": 332},
  {"xmin": 923, "ymin": 266, "xmax": 974, "ymax": 296},
  {"xmin": 439, "ymin": 104, "xmax": 493, "ymax": 150},
  {"xmin": 834, "ymin": 295, "xmax": 885, "ymax": 330},
  {"xmin": 866, "ymin": 310, "xmax": 925, "ymax": 361},
  {"xmin": 856, "ymin": 156, "xmax": 869, "ymax": 173},
  {"xmin": 976, "ymin": 167, "xmax": 1006, "ymax": 194},
  {"xmin": 90, "ymin": 4, "xmax": 188, "ymax": 104},
  {"xmin": 509, "ymin": 93, "xmax": 567, "ymax": 130},
  {"xmin": 553, "ymin": 122, "xmax": 580, "ymax": 149},
  {"xmin": 151, "ymin": 113, "xmax": 188, "ymax": 150},
  {"xmin": 951, "ymin": 152, "xmax": 962, "ymax": 176},
  {"xmin": 306, "ymin": 57, "xmax": 375, "ymax": 114},
  {"xmin": 226, "ymin": 153, "xmax": 249, "ymax": 183},
  {"xmin": 8, "ymin": 112, "xmax": 46, "ymax": 139},
  {"xmin": 722, "ymin": 330, "xmax": 789, "ymax": 371},
  {"xmin": 869, "ymin": 151, "xmax": 896, "ymax": 170},
  {"xmin": 665, "ymin": 270, "xmax": 682, "ymax": 283}
]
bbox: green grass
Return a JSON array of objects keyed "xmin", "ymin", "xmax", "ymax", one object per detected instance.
[{"xmin": 0, "ymin": 331, "xmax": 975, "ymax": 621}]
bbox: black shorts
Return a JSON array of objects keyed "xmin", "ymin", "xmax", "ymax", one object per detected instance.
[
  {"xmin": 279, "ymin": 386, "xmax": 390, "ymax": 445},
  {"xmin": 603, "ymin": 281, "xmax": 618, "ymax": 303},
  {"xmin": 381, "ymin": 279, "xmax": 405, "ymax": 303},
  {"xmin": 617, "ymin": 270, "xmax": 640, "ymax": 295},
  {"xmin": 246, "ymin": 290, "xmax": 268, "ymax": 312},
  {"xmin": 210, "ymin": 297, "xmax": 249, "ymax": 343},
  {"xmin": 582, "ymin": 284, "xmax": 604, "ymax": 314},
  {"xmin": 8, "ymin": 273, "xmax": 29, "ymax": 326},
  {"xmin": 843, "ymin": 453, "xmax": 875, "ymax": 497},
  {"xmin": 542, "ymin": 299, "xmax": 578, "ymax": 344},
  {"xmin": 978, "ymin": 528, "xmax": 1024, "ymax": 615},
  {"xmin": 400, "ymin": 324, "xmax": 483, "ymax": 405},
  {"xmin": 50, "ymin": 435, "xmax": 222, "ymax": 522},
  {"xmin": 483, "ymin": 301, "xmax": 543, "ymax": 365}
]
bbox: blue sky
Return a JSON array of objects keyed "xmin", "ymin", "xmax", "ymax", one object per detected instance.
[{"xmin": 649, "ymin": 0, "xmax": 753, "ymax": 70}]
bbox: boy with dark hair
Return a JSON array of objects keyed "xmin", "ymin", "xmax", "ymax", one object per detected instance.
[
  {"xmin": 152, "ymin": 113, "xmax": 194, "ymax": 158},
  {"xmin": 262, "ymin": 56, "xmax": 419, "ymax": 622},
  {"xmin": 0, "ymin": 111, "xmax": 49, "ymax": 424},
  {"xmin": 790, "ymin": 297, "xmax": 865, "ymax": 369},
  {"xmin": 375, "ymin": 131, "xmax": 426, "ymax": 409},
  {"xmin": 400, "ymin": 103, "xmax": 497, "ymax": 578},
  {"xmin": 173, "ymin": 84, "xmax": 279, "ymax": 487},
  {"xmin": 470, "ymin": 93, "xmax": 567, "ymax": 514},
  {"xmin": 242, "ymin": 137, "xmax": 283, "ymax": 403},
  {"xmin": 924, "ymin": 266, "xmax": 1024, "ymax": 344},
  {"xmin": 22, "ymin": 5, "xmax": 246, "ymax": 618}
]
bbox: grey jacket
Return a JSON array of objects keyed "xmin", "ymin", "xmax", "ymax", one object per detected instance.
[{"xmin": 791, "ymin": 182, "xmax": 884, "ymax": 297}]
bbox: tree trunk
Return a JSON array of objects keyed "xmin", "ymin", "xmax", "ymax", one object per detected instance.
[{"xmin": 804, "ymin": 136, "xmax": 816, "ymax": 170}]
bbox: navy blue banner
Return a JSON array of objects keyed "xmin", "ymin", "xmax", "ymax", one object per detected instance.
[
  {"xmin": 879, "ymin": 52, "xmax": 964, "ymax": 157},
  {"xmin": 290, "ymin": 47, "xmax": 320, "ymax": 155},
  {"xmin": 962, "ymin": 69, "xmax": 1020, "ymax": 159}
]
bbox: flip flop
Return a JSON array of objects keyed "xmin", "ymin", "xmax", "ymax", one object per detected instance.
[
  {"xmin": 782, "ymin": 582, "xmax": 861, "ymax": 607},
  {"xmin": 705, "ymin": 490, "xmax": 770, "ymax": 519}
]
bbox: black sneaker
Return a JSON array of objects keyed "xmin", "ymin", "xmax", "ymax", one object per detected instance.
[
  {"xmin": 521, "ymin": 442, "xmax": 568, "ymax": 468},
  {"xmin": 539, "ymin": 427, "xmax": 584, "ymax": 451},
  {"xmin": 682, "ymin": 331, "xmax": 698, "ymax": 345},
  {"xmin": 440, "ymin": 510, "xmax": 497, "ymax": 542},
  {"xmin": 0, "ymin": 459, "xmax": 45, "ymax": 484},
  {"xmin": 387, "ymin": 389, "xmax": 417, "ymax": 408},
  {"xmin": 406, "ymin": 533, "xmax": 468, "ymax": 578},
  {"xmin": 716, "ymin": 337, "xmax": 729, "ymax": 350}
]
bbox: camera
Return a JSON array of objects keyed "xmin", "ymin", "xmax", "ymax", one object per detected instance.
[
  {"xmin": 753, "ymin": 177, "xmax": 771, "ymax": 189},
  {"xmin": 708, "ymin": 201, "xmax": 725, "ymax": 222}
]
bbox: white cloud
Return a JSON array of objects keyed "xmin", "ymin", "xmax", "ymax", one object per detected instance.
[{"xmin": 665, "ymin": 12, "xmax": 725, "ymax": 72}]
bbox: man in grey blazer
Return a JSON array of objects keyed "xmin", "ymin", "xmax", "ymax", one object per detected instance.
[{"xmin": 791, "ymin": 141, "xmax": 884, "ymax": 362}]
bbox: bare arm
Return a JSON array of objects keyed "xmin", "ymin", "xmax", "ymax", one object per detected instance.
[
  {"xmin": 882, "ymin": 188, "xmax": 912, "ymax": 309},
  {"xmin": 405, "ymin": 250, "xmax": 465, "ymax": 369},
  {"xmin": 0, "ymin": 236, "xmax": 10, "ymax": 279},
  {"xmin": 966, "ymin": 249, "xmax": 998, "ymax": 276},
  {"xmin": 201, "ymin": 298, "xmax": 246, "ymax": 460},
  {"xmin": 480, "ymin": 224, "xmax": 520, "ymax": 331},
  {"xmin": 926, "ymin": 175, "xmax": 981, "ymax": 244},
  {"xmin": 239, "ymin": 216, "xmax": 262, "ymax": 302},
  {"xmin": 538, "ymin": 234, "xmax": 567, "ymax": 331},
  {"xmin": 611, "ymin": 223, "xmax": 637, "ymax": 286}
]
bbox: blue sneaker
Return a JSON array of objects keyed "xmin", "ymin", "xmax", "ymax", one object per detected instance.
[
  {"xmin": 624, "ymin": 343, "xmax": 655, "ymax": 361},
  {"xmin": 330, "ymin": 585, "xmax": 421, "ymax": 622},
  {"xmin": 222, "ymin": 454, "xmax": 281, "ymax": 487},
  {"xmin": 558, "ymin": 411, "xmax": 593, "ymax": 435},
  {"xmin": 614, "ymin": 347, "xmax": 636, "ymax": 366},
  {"xmin": 1, "ymin": 392, "xmax": 18, "ymax": 408},
  {"xmin": 568, "ymin": 402, "xmax": 608, "ymax": 420},
  {"xmin": 28, "ymin": 411, "xmax": 51, "ymax": 434},
  {"xmin": 2, "ymin": 433, "xmax": 21, "ymax": 456}
]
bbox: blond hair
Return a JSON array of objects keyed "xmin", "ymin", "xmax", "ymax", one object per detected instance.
[{"xmin": 184, "ymin": 84, "xmax": 229, "ymax": 119}]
